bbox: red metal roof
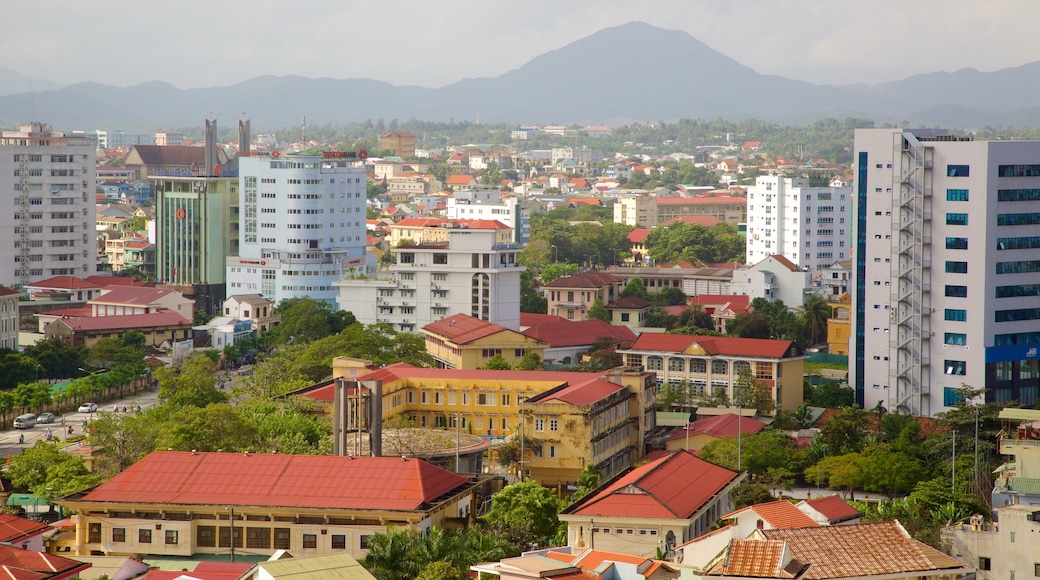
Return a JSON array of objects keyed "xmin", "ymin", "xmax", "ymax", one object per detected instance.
[
  {"xmin": 91, "ymin": 286, "xmax": 177, "ymax": 306},
  {"xmin": 625, "ymin": 334, "xmax": 799, "ymax": 359},
  {"xmin": 83, "ymin": 276, "xmax": 148, "ymax": 288},
  {"xmin": 566, "ymin": 450, "xmax": 740, "ymax": 520},
  {"xmin": 422, "ymin": 314, "xmax": 511, "ymax": 345},
  {"xmin": 519, "ymin": 313, "xmax": 569, "ymax": 327},
  {"xmin": 521, "ymin": 320, "xmax": 635, "ymax": 349},
  {"xmin": 54, "ymin": 311, "xmax": 191, "ymax": 332},
  {"xmin": 0, "ymin": 286, "xmax": 21, "ymax": 297},
  {"xmin": 802, "ymin": 495, "xmax": 862, "ymax": 522},
  {"xmin": 0, "ymin": 515, "xmax": 49, "ymax": 544},
  {"xmin": 78, "ymin": 452, "xmax": 468, "ymax": 512},
  {"xmin": 0, "ymin": 543, "xmax": 90, "ymax": 580},
  {"xmin": 626, "ymin": 228, "xmax": 650, "ymax": 244},
  {"xmin": 666, "ymin": 413, "xmax": 767, "ymax": 442},
  {"xmin": 26, "ymin": 276, "xmax": 102, "ymax": 290},
  {"xmin": 689, "ymin": 294, "xmax": 751, "ymax": 313},
  {"xmin": 544, "ymin": 271, "xmax": 621, "ymax": 289},
  {"xmin": 527, "ymin": 378, "xmax": 625, "ymax": 406}
]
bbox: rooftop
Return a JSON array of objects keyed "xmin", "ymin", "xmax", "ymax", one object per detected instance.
[
  {"xmin": 544, "ymin": 271, "xmax": 622, "ymax": 289},
  {"xmin": 422, "ymin": 314, "xmax": 512, "ymax": 345},
  {"xmin": 624, "ymin": 334, "xmax": 801, "ymax": 359},
  {"xmin": 521, "ymin": 320, "xmax": 636, "ymax": 349},
  {"xmin": 91, "ymin": 286, "xmax": 179, "ymax": 306},
  {"xmin": 52, "ymin": 311, "xmax": 191, "ymax": 332},
  {"xmin": 667, "ymin": 413, "xmax": 767, "ymax": 442},
  {"xmin": 724, "ymin": 500, "xmax": 819, "ymax": 529},
  {"xmin": 799, "ymin": 495, "xmax": 862, "ymax": 523}
]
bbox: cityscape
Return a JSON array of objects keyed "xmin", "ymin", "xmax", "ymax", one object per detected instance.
[{"xmin": 0, "ymin": 3, "xmax": 1036, "ymax": 579}]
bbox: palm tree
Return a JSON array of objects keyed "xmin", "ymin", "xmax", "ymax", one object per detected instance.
[
  {"xmin": 802, "ymin": 294, "xmax": 831, "ymax": 346},
  {"xmin": 362, "ymin": 527, "xmax": 421, "ymax": 580}
]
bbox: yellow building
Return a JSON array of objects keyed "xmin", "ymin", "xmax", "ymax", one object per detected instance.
[
  {"xmin": 421, "ymin": 313, "xmax": 546, "ymax": 369},
  {"xmin": 618, "ymin": 334, "xmax": 805, "ymax": 415},
  {"xmin": 57, "ymin": 451, "xmax": 491, "ymax": 562},
  {"xmin": 826, "ymin": 293, "xmax": 851, "ymax": 356},
  {"xmin": 299, "ymin": 362, "xmax": 656, "ymax": 486}
]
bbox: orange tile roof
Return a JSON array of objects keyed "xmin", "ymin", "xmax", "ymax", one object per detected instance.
[
  {"xmin": 762, "ymin": 522, "xmax": 967, "ymax": 579},
  {"xmin": 626, "ymin": 228, "xmax": 650, "ymax": 244},
  {"xmin": 422, "ymin": 314, "xmax": 512, "ymax": 345},
  {"xmin": 27, "ymin": 276, "xmax": 102, "ymax": 290},
  {"xmin": 78, "ymin": 451, "xmax": 468, "ymax": 512},
  {"xmin": 625, "ymin": 334, "xmax": 801, "ymax": 359},
  {"xmin": 662, "ymin": 215, "xmax": 722, "ymax": 227},
  {"xmin": 446, "ymin": 174, "xmax": 476, "ymax": 184},
  {"xmin": 565, "ymin": 450, "xmax": 740, "ymax": 520},
  {"xmin": 710, "ymin": 538, "xmax": 803, "ymax": 578},
  {"xmin": 526, "ymin": 378, "xmax": 626, "ymax": 406},
  {"xmin": 725, "ymin": 500, "xmax": 819, "ymax": 529},
  {"xmin": 801, "ymin": 495, "xmax": 862, "ymax": 523}
]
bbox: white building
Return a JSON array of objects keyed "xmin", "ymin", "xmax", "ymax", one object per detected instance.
[
  {"xmin": 226, "ymin": 152, "xmax": 369, "ymax": 305},
  {"xmin": 853, "ymin": 128, "xmax": 1040, "ymax": 416},
  {"xmin": 335, "ymin": 219, "xmax": 523, "ymax": 332},
  {"xmin": 1, "ymin": 122, "xmax": 98, "ymax": 287},
  {"xmin": 444, "ymin": 188, "xmax": 530, "ymax": 244},
  {"xmin": 731, "ymin": 254, "xmax": 811, "ymax": 308},
  {"xmin": 613, "ymin": 194, "xmax": 658, "ymax": 227},
  {"xmin": 746, "ymin": 175, "xmax": 852, "ymax": 271}
]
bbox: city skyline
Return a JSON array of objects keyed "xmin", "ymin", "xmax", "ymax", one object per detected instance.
[{"xmin": 3, "ymin": 0, "xmax": 1040, "ymax": 91}]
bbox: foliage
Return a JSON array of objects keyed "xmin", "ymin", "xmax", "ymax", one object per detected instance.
[
  {"xmin": 619, "ymin": 278, "xmax": 649, "ymax": 300},
  {"xmin": 86, "ymin": 410, "xmax": 163, "ymax": 476},
  {"xmin": 573, "ymin": 463, "xmax": 602, "ymax": 501},
  {"xmin": 481, "ymin": 481, "xmax": 564, "ymax": 550},
  {"xmin": 578, "ymin": 337, "xmax": 622, "ymax": 371},
  {"xmin": 362, "ymin": 526, "xmax": 515, "ymax": 580},
  {"xmin": 415, "ymin": 562, "xmax": 468, "ymax": 580},
  {"xmin": 801, "ymin": 294, "xmax": 831, "ymax": 346},
  {"xmin": 643, "ymin": 222, "xmax": 744, "ymax": 265},
  {"xmin": 6, "ymin": 442, "xmax": 100, "ymax": 498},
  {"xmin": 0, "ymin": 349, "xmax": 41, "ymax": 389},
  {"xmin": 520, "ymin": 269, "xmax": 547, "ymax": 314},
  {"xmin": 650, "ymin": 286, "xmax": 689, "ymax": 307},
  {"xmin": 515, "ymin": 351, "xmax": 544, "ymax": 371},
  {"xmin": 804, "ymin": 380, "xmax": 855, "ymax": 408},
  {"xmin": 733, "ymin": 367, "xmax": 774, "ymax": 416},
  {"xmin": 262, "ymin": 297, "xmax": 357, "ymax": 347},
  {"xmin": 495, "ymin": 435, "xmax": 542, "ymax": 472},
  {"xmin": 482, "ymin": 355, "xmax": 512, "ymax": 370},
  {"xmin": 87, "ymin": 332, "xmax": 146, "ymax": 367},
  {"xmin": 156, "ymin": 353, "xmax": 227, "ymax": 409},
  {"xmin": 538, "ymin": 263, "xmax": 579, "ymax": 284},
  {"xmin": 586, "ymin": 298, "xmax": 610, "ymax": 322},
  {"xmin": 644, "ymin": 306, "xmax": 678, "ymax": 329},
  {"xmin": 730, "ymin": 482, "xmax": 775, "ymax": 509},
  {"xmin": 699, "ymin": 430, "xmax": 805, "ymax": 476},
  {"xmin": 819, "ymin": 406, "xmax": 868, "ymax": 454},
  {"xmin": 21, "ymin": 339, "xmax": 88, "ymax": 380}
]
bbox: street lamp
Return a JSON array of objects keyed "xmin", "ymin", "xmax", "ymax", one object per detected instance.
[{"xmin": 550, "ymin": 244, "xmax": 559, "ymax": 263}]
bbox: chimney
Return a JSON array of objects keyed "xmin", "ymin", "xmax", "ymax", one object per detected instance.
[{"xmin": 239, "ymin": 119, "xmax": 251, "ymax": 155}]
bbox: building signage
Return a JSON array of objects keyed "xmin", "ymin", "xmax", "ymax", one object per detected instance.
[{"xmin": 323, "ymin": 149, "xmax": 368, "ymax": 160}]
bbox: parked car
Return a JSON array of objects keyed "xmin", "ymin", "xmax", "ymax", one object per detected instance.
[
  {"xmin": 36, "ymin": 412, "xmax": 55, "ymax": 424},
  {"xmin": 78, "ymin": 403, "xmax": 98, "ymax": 413}
]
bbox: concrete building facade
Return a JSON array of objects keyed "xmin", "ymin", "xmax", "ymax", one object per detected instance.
[
  {"xmin": 853, "ymin": 128, "xmax": 1040, "ymax": 415},
  {"xmin": 445, "ymin": 188, "xmax": 530, "ymax": 245}
]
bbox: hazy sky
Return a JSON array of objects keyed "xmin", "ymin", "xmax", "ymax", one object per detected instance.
[{"xmin": 4, "ymin": 0, "xmax": 1039, "ymax": 90}]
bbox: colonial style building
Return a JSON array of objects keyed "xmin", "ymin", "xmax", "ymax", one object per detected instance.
[
  {"xmin": 544, "ymin": 271, "xmax": 622, "ymax": 321},
  {"xmin": 421, "ymin": 314, "xmax": 546, "ymax": 369}
]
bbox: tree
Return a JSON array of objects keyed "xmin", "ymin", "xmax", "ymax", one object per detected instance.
[
  {"xmin": 587, "ymin": 298, "xmax": 610, "ymax": 322},
  {"xmin": 801, "ymin": 294, "xmax": 831, "ymax": 346},
  {"xmin": 619, "ymin": 278, "xmax": 649, "ymax": 300},
  {"xmin": 21, "ymin": 339, "xmax": 88, "ymax": 380},
  {"xmin": 363, "ymin": 527, "xmax": 421, "ymax": 580},
  {"xmin": 726, "ymin": 311, "xmax": 772, "ymax": 339},
  {"xmin": 86, "ymin": 410, "xmax": 163, "ymax": 476},
  {"xmin": 805, "ymin": 380, "xmax": 856, "ymax": 408},
  {"xmin": 520, "ymin": 269, "xmax": 548, "ymax": 314},
  {"xmin": 415, "ymin": 562, "xmax": 467, "ymax": 580},
  {"xmin": 651, "ymin": 286, "xmax": 688, "ymax": 307},
  {"xmin": 515, "ymin": 351, "xmax": 544, "ymax": 371},
  {"xmin": 819, "ymin": 406, "xmax": 869, "ymax": 454},
  {"xmin": 699, "ymin": 430, "xmax": 804, "ymax": 476},
  {"xmin": 156, "ymin": 353, "xmax": 227, "ymax": 409},
  {"xmin": 579, "ymin": 337, "xmax": 622, "ymax": 371},
  {"xmin": 263, "ymin": 298, "xmax": 357, "ymax": 347},
  {"xmin": 6, "ymin": 442, "xmax": 99, "ymax": 498},
  {"xmin": 539, "ymin": 263, "xmax": 579, "ymax": 284},
  {"xmin": 574, "ymin": 463, "xmax": 602, "ymax": 501},
  {"xmin": 730, "ymin": 482, "xmax": 774, "ymax": 509},
  {"xmin": 482, "ymin": 481, "xmax": 564, "ymax": 550},
  {"xmin": 482, "ymin": 355, "xmax": 512, "ymax": 370}
]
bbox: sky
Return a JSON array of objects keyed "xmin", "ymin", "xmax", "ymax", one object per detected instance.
[{"xmin": 3, "ymin": 0, "xmax": 1039, "ymax": 90}]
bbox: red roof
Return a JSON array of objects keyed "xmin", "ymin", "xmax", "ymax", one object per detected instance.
[
  {"xmin": 422, "ymin": 314, "xmax": 512, "ymax": 345},
  {"xmin": 606, "ymin": 296, "xmax": 650, "ymax": 309},
  {"xmin": 0, "ymin": 286, "xmax": 19, "ymax": 297},
  {"xmin": 689, "ymin": 294, "xmax": 752, "ymax": 314},
  {"xmin": 393, "ymin": 217, "xmax": 510, "ymax": 230},
  {"xmin": 527, "ymin": 378, "xmax": 626, "ymax": 406},
  {"xmin": 78, "ymin": 451, "xmax": 468, "ymax": 512},
  {"xmin": 0, "ymin": 515, "xmax": 49, "ymax": 544},
  {"xmin": 27, "ymin": 276, "xmax": 101, "ymax": 291},
  {"xmin": 39, "ymin": 307, "xmax": 92, "ymax": 318},
  {"xmin": 446, "ymin": 175, "xmax": 476, "ymax": 185},
  {"xmin": 566, "ymin": 450, "xmax": 740, "ymax": 519},
  {"xmin": 567, "ymin": 198, "xmax": 602, "ymax": 206},
  {"xmin": 142, "ymin": 561, "xmax": 253, "ymax": 580},
  {"xmin": 52, "ymin": 311, "xmax": 192, "ymax": 332},
  {"xmin": 519, "ymin": 313, "xmax": 569, "ymax": 327},
  {"xmin": 83, "ymin": 276, "xmax": 148, "ymax": 288},
  {"xmin": 544, "ymin": 271, "xmax": 621, "ymax": 289},
  {"xmin": 666, "ymin": 413, "xmax": 767, "ymax": 442},
  {"xmin": 626, "ymin": 228, "xmax": 650, "ymax": 244},
  {"xmin": 550, "ymin": 548, "xmax": 673, "ymax": 577},
  {"xmin": 656, "ymin": 196, "xmax": 745, "ymax": 205},
  {"xmin": 765, "ymin": 254, "xmax": 800, "ymax": 272},
  {"xmin": 0, "ymin": 543, "xmax": 90, "ymax": 580},
  {"xmin": 521, "ymin": 320, "xmax": 635, "ymax": 349},
  {"xmin": 625, "ymin": 334, "xmax": 799, "ymax": 359},
  {"xmin": 724, "ymin": 499, "xmax": 819, "ymax": 529},
  {"xmin": 91, "ymin": 286, "xmax": 178, "ymax": 306},
  {"xmin": 802, "ymin": 495, "xmax": 862, "ymax": 523},
  {"xmin": 662, "ymin": 215, "xmax": 722, "ymax": 227}
]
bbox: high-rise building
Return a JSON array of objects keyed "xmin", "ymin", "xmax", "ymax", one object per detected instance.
[
  {"xmin": 226, "ymin": 151, "xmax": 369, "ymax": 305},
  {"xmin": 745, "ymin": 175, "xmax": 852, "ymax": 272},
  {"xmin": 853, "ymin": 128, "xmax": 1040, "ymax": 416},
  {"xmin": 335, "ymin": 218, "xmax": 523, "ymax": 332},
  {"xmin": 0, "ymin": 122, "xmax": 97, "ymax": 287}
]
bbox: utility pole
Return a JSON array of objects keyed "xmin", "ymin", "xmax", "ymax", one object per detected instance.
[{"xmin": 226, "ymin": 507, "xmax": 235, "ymax": 562}]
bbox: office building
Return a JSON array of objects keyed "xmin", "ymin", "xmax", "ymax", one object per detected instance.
[
  {"xmin": 853, "ymin": 128, "xmax": 1040, "ymax": 416},
  {"xmin": 0, "ymin": 122, "xmax": 97, "ymax": 287},
  {"xmin": 445, "ymin": 188, "xmax": 530, "ymax": 244},
  {"xmin": 226, "ymin": 151, "xmax": 369, "ymax": 305},
  {"xmin": 746, "ymin": 175, "xmax": 852, "ymax": 271}
]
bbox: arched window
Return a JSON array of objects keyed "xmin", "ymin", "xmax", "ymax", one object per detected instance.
[
  {"xmin": 690, "ymin": 359, "xmax": 706, "ymax": 373},
  {"xmin": 733, "ymin": 360, "xmax": 751, "ymax": 376},
  {"xmin": 711, "ymin": 360, "xmax": 728, "ymax": 374},
  {"xmin": 668, "ymin": 358, "xmax": 684, "ymax": 372},
  {"xmin": 647, "ymin": 356, "xmax": 663, "ymax": 371}
]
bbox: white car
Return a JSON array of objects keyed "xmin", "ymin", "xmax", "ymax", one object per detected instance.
[{"xmin": 78, "ymin": 403, "xmax": 98, "ymax": 413}]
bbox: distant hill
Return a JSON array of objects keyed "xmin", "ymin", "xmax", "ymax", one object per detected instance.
[
  {"xmin": 0, "ymin": 67, "xmax": 62, "ymax": 97},
  {"xmin": 2, "ymin": 22, "xmax": 1040, "ymax": 129}
]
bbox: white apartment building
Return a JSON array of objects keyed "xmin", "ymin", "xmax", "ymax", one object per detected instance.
[
  {"xmin": 226, "ymin": 152, "xmax": 369, "ymax": 305},
  {"xmin": 0, "ymin": 122, "xmax": 98, "ymax": 287},
  {"xmin": 444, "ymin": 188, "xmax": 530, "ymax": 244},
  {"xmin": 335, "ymin": 219, "xmax": 523, "ymax": 332},
  {"xmin": 613, "ymin": 194, "xmax": 658, "ymax": 227},
  {"xmin": 746, "ymin": 175, "xmax": 852, "ymax": 271},
  {"xmin": 853, "ymin": 128, "xmax": 1040, "ymax": 416}
]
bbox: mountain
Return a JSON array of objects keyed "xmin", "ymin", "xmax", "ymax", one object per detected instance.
[
  {"xmin": 1, "ymin": 22, "xmax": 1038, "ymax": 129},
  {"xmin": 0, "ymin": 67, "xmax": 62, "ymax": 97}
]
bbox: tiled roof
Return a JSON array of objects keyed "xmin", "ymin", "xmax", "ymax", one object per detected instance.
[
  {"xmin": 801, "ymin": 495, "xmax": 862, "ymax": 523},
  {"xmin": 91, "ymin": 287, "xmax": 177, "ymax": 306},
  {"xmin": 27, "ymin": 276, "xmax": 102, "ymax": 290},
  {"xmin": 690, "ymin": 295, "xmax": 752, "ymax": 313},
  {"xmin": 626, "ymin": 229, "xmax": 650, "ymax": 244},
  {"xmin": 0, "ymin": 286, "xmax": 21, "ymax": 297},
  {"xmin": 558, "ymin": 548, "xmax": 674, "ymax": 578},
  {"xmin": 519, "ymin": 313, "xmax": 569, "ymax": 327},
  {"xmin": 710, "ymin": 539, "xmax": 803, "ymax": 578},
  {"xmin": 526, "ymin": 378, "xmax": 626, "ymax": 406},
  {"xmin": 725, "ymin": 500, "xmax": 819, "ymax": 529},
  {"xmin": 656, "ymin": 196, "xmax": 745, "ymax": 205},
  {"xmin": 767, "ymin": 255, "xmax": 801, "ymax": 272},
  {"xmin": 521, "ymin": 320, "xmax": 636, "ymax": 348},
  {"xmin": 606, "ymin": 295, "xmax": 650, "ymax": 309},
  {"xmin": 446, "ymin": 175, "xmax": 476, "ymax": 184},
  {"xmin": 666, "ymin": 413, "xmax": 767, "ymax": 442},
  {"xmin": 762, "ymin": 522, "xmax": 967, "ymax": 579},
  {"xmin": 77, "ymin": 451, "xmax": 468, "ymax": 512},
  {"xmin": 0, "ymin": 515, "xmax": 49, "ymax": 544},
  {"xmin": 662, "ymin": 215, "xmax": 722, "ymax": 227},
  {"xmin": 625, "ymin": 334, "xmax": 800, "ymax": 359},
  {"xmin": 137, "ymin": 561, "xmax": 253, "ymax": 580},
  {"xmin": 565, "ymin": 450, "xmax": 740, "ymax": 520},
  {"xmin": 52, "ymin": 311, "xmax": 192, "ymax": 332},
  {"xmin": 0, "ymin": 543, "xmax": 91, "ymax": 580},
  {"xmin": 422, "ymin": 314, "xmax": 511, "ymax": 345},
  {"xmin": 544, "ymin": 271, "xmax": 621, "ymax": 289}
]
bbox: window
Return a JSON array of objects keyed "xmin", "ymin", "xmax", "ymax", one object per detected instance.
[
  {"xmin": 88, "ymin": 523, "xmax": 101, "ymax": 543},
  {"xmin": 946, "ymin": 237, "xmax": 968, "ymax": 250},
  {"xmin": 139, "ymin": 529, "xmax": 152, "ymax": 544},
  {"xmin": 999, "ymin": 188, "xmax": 1040, "ymax": 201},
  {"xmin": 274, "ymin": 528, "xmax": 290, "ymax": 550},
  {"xmin": 997, "ymin": 236, "xmax": 1040, "ymax": 250},
  {"xmin": 946, "ymin": 213, "xmax": 969, "ymax": 226},
  {"xmin": 945, "ymin": 285, "xmax": 968, "ymax": 298},
  {"xmin": 945, "ymin": 309, "xmax": 967, "ymax": 322},
  {"xmin": 996, "ymin": 308, "xmax": 1040, "ymax": 322},
  {"xmin": 711, "ymin": 360, "xmax": 728, "ymax": 374},
  {"xmin": 998, "ymin": 164, "xmax": 1040, "ymax": 177},
  {"xmin": 549, "ymin": 420, "xmax": 558, "ymax": 432},
  {"xmin": 535, "ymin": 419, "xmax": 544, "ymax": 432},
  {"xmin": 501, "ymin": 393, "xmax": 510, "ymax": 406},
  {"xmin": 197, "ymin": 526, "xmax": 216, "ymax": 547},
  {"xmin": 646, "ymin": 356, "xmax": 663, "ymax": 370},
  {"xmin": 246, "ymin": 527, "xmax": 270, "ymax": 549},
  {"xmin": 1034, "ymin": 563, "xmax": 1040, "ymax": 577},
  {"xmin": 945, "ymin": 261, "xmax": 968, "ymax": 274},
  {"xmin": 947, "ymin": 189, "xmax": 969, "ymax": 201},
  {"xmin": 668, "ymin": 358, "xmax": 684, "ymax": 372},
  {"xmin": 998, "ymin": 213, "xmax": 1040, "ymax": 226},
  {"xmin": 998, "ymin": 261, "xmax": 1040, "ymax": 274},
  {"xmin": 947, "ymin": 164, "xmax": 969, "ymax": 177},
  {"xmin": 621, "ymin": 312, "xmax": 630, "ymax": 322},
  {"xmin": 332, "ymin": 534, "xmax": 347, "ymax": 549},
  {"xmin": 944, "ymin": 387, "xmax": 965, "ymax": 407},
  {"xmin": 165, "ymin": 530, "xmax": 179, "ymax": 545},
  {"xmin": 549, "ymin": 445, "xmax": 558, "ymax": 458},
  {"xmin": 944, "ymin": 333, "xmax": 967, "ymax": 345},
  {"xmin": 303, "ymin": 534, "xmax": 317, "ymax": 549},
  {"xmin": 690, "ymin": 359, "xmax": 706, "ymax": 373},
  {"xmin": 112, "ymin": 528, "xmax": 126, "ymax": 542},
  {"xmin": 360, "ymin": 535, "xmax": 372, "ymax": 550},
  {"xmin": 996, "ymin": 284, "xmax": 1040, "ymax": 298},
  {"xmin": 945, "ymin": 360, "xmax": 966, "ymax": 376},
  {"xmin": 219, "ymin": 526, "xmax": 243, "ymax": 548},
  {"xmin": 978, "ymin": 557, "xmax": 991, "ymax": 571}
]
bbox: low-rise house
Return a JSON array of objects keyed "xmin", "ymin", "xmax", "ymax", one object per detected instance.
[
  {"xmin": 43, "ymin": 311, "xmax": 193, "ymax": 348},
  {"xmin": 731, "ymin": 255, "xmax": 811, "ymax": 308},
  {"xmin": 606, "ymin": 296, "xmax": 651, "ymax": 328},
  {"xmin": 222, "ymin": 294, "xmax": 280, "ymax": 336},
  {"xmin": 826, "ymin": 293, "xmax": 851, "ymax": 356},
  {"xmin": 795, "ymin": 495, "xmax": 862, "ymax": 526},
  {"xmin": 721, "ymin": 499, "xmax": 820, "ymax": 538},
  {"xmin": 0, "ymin": 513, "xmax": 51, "ymax": 551},
  {"xmin": 238, "ymin": 552, "xmax": 375, "ymax": 580},
  {"xmin": 421, "ymin": 314, "xmax": 546, "ymax": 369},
  {"xmin": 688, "ymin": 295, "xmax": 751, "ymax": 334},
  {"xmin": 58, "ymin": 451, "xmax": 491, "ymax": 562},
  {"xmin": 520, "ymin": 319, "xmax": 636, "ymax": 366},
  {"xmin": 560, "ymin": 450, "xmax": 743, "ymax": 556},
  {"xmin": 545, "ymin": 271, "xmax": 622, "ymax": 322}
]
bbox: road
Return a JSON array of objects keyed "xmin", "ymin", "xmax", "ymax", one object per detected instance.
[{"xmin": 0, "ymin": 388, "xmax": 161, "ymax": 458}]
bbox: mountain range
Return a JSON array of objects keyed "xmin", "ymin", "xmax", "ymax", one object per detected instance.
[{"xmin": 3, "ymin": 22, "xmax": 1040, "ymax": 130}]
